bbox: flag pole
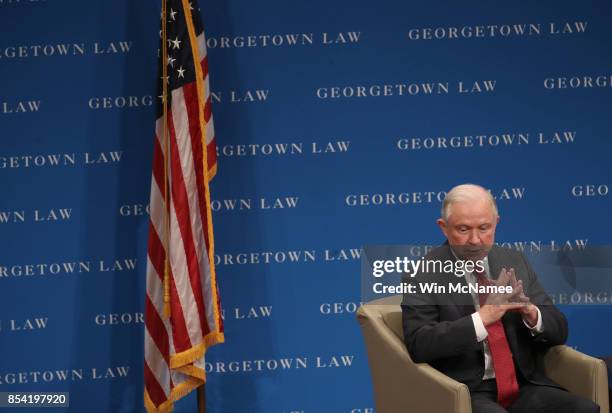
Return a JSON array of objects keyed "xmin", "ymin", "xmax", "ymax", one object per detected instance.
[
  {"xmin": 161, "ymin": 0, "xmax": 172, "ymax": 320},
  {"xmin": 197, "ymin": 385, "xmax": 206, "ymax": 413}
]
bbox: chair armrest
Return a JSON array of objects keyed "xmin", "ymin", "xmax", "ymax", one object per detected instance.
[
  {"xmin": 357, "ymin": 304, "xmax": 472, "ymax": 413},
  {"xmin": 544, "ymin": 345, "xmax": 609, "ymax": 413}
]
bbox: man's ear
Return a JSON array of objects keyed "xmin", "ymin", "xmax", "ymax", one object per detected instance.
[{"xmin": 436, "ymin": 218, "xmax": 448, "ymax": 237}]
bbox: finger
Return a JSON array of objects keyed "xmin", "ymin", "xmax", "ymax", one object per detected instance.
[
  {"xmin": 509, "ymin": 269, "xmax": 518, "ymax": 286},
  {"xmin": 507, "ymin": 282, "xmax": 523, "ymax": 298},
  {"xmin": 503, "ymin": 303, "xmax": 528, "ymax": 311},
  {"xmin": 509, "ymin": 291, "xmax": 530, "ymax": 304},
  {"xmin": 516, "ymin": 280, "xmax": 530, "ymax": 300},
  {"xmin": 497, "ymin": 268, "xmax": 510, "ymax": 285}
]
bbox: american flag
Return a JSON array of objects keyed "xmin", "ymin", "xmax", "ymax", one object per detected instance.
[{"xmin": 144, "ymin": 0, "xmax": 223, "ymax": 411}]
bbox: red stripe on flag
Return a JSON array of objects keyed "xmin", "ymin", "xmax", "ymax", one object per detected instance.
[
  {"xmin": 169, "ymin": 266, "xmax": 193, "ymax": 353},
  {"xmin": 147, "ymin": 222, "xmax": 166, "ymax": 281},
  {"xmin": 182, "ymin": 83, "xmax": 212, "ymax": 249},
  {"xmin": 152, "ymin": 136, "xmax": 166, "ymax": 202},
  {"xmin": 183, "ymin": 82, "xmax": 213, "ymax": 337},
  {"xmin": 207, "ymin": 139, "xmax": 216, "ymax": 175},
  {"xmin": 148, "ymin": 219, "xmax": 192, "ymax": 353},
  {"xmin": 144, "ymin": 362, "xmax": 167, "ymax": 407},
  {"xmin": 203, "ymin": 96, "xmax": 212, "ymax": 123},
  {"xmin": 166, "ymin": 110, "xmax": 208, "ymax": 335},
  {"xmin": 145, "ymin": 295, "xmax": 170, "ymax": 365},
  {"xmin": 200, "ymin": 55, "xmax": 208, "ymax": 79}
]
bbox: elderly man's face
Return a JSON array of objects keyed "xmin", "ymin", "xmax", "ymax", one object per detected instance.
[{"xmin": 437, "ymin": 198, "xmax": 499, "ymax": 260}]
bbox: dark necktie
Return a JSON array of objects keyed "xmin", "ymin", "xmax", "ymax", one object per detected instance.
[{"xmin": 475, "ymin": 269, "xmax": 520, "ymax": 408}]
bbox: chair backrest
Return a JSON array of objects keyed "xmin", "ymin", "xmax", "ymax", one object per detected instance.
[{"xmin": 363, "ymin": 295, "xmax": 404, "ymax": 340}]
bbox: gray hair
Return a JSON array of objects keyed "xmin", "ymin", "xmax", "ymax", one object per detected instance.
[{"xmin": 441, "ymin": 184, "xmax": 498, "ymax": 221}]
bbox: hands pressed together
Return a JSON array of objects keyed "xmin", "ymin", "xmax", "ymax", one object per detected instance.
[{"xmin": 478, "ymin": 268, "xmax": 539, "ymax": 327}]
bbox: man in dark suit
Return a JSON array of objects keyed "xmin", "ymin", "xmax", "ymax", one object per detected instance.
[{"xmin": 402, "ymin": 184, "xmax": 599, "ymax": 413}]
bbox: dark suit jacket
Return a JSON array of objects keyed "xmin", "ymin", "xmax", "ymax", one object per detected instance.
[{"xmin": 401, "ymin": 244, "xmax": 568, "ymax": 390}]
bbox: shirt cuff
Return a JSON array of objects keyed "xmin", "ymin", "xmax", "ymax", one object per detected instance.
[
  {"xmin": 523, "ymin": 306, "xmax": 543, "ymax": 335},
  {"xmin": 472, "ymin": 312, "xmax": 488, "ymax": 342}
]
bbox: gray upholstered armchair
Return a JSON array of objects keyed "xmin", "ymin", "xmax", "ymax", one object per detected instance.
[{"xmin": 357, "ymin": 295, "xmax": 609, "ymax": 413}]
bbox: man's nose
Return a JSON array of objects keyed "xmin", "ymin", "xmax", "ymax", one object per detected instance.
[{"xmin": 468, "ymin": 230, "xmax": 481, "ymax": 245}]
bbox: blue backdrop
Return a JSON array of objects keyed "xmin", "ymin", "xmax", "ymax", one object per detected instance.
[{"xmin": 1, "ymin": 0, "xmax": 611, "ymax": 412}]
